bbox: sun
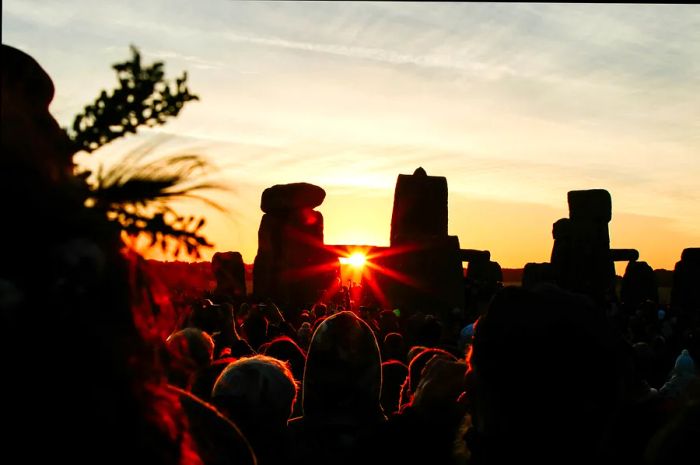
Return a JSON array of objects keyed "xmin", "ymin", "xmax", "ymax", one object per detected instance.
[{"xmin": 339, "ymin": 252, "xmax": 367, "ymax": 269}]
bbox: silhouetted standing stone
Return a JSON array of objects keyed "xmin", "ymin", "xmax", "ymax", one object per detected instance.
[
  {"xmin": 568, "ymin": 189, "xmax": 612, "ymax": 223},
  {"xmin": 380, "ymin": 168, "xmax": 464, "ymax": 316},
  {"xmin": 621, "ymin": 261, "xmax": 658, "ymax": 309},
  {"xmin": 211, "ymin": 251, "xmax": 246, "ymax": 304},
  {"xmin": 374, "ymin": 235, "xmax": 466, "ymax": 315},
  {"xmin": 253, "ymin": 183, "xmax": 335, "ymax": 311},
  {"xmin": 522, "ymin": 262, "xmax": 555, "ymax": 289},
  {"xmin": 671, "ymin": 248, "xmax": 700, "ymax": 314},
  {"xmin": 260, "ymin": 182, "xmax": 326, "ymax": 213},
  {"xmin": 550, "ymin": 218, "xmax": 572, "ymax": 288},
  {"xmin": 549, "ymin": 190, "xmax": 616, "ymax": 305},
  {"xmin": 390, "ymin": 167, "xmax": 448, "ymax": 245}
]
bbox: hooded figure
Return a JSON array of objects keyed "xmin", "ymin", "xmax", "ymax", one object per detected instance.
[
  {"xmin": 288, "ymin": 311, "xmax": 385, "ymax": 465},
  {"xmin": 659, "ymin": 349, "xmax": 698, "ymax": 400}
]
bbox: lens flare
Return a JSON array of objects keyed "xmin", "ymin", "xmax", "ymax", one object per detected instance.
[{"xmin": 340, "ymin": 252, "xmax": 367, "ymax": 268}]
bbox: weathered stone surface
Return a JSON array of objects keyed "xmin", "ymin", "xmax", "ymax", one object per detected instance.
[
  {"xmin": 522, "ymin": 262, "xmax": 555, "ymax": 289},
  {"xmin": 211, "ymin": 251, "xmax": 246, "ymax": 302},
  {"xmin": 253, "ymin": 197, "xmax": 335, "ymax": 310},
  {"xmin": 681, "ymin": 247, "xmax": 700, "ymax": 263},
  {"xmin": 460, "ymin": 249, "xmax": 490, "ymax": 263},
  {"xmin": 568, "ymin": 189, "xmax": 612, "ymax": 223},
  {"xmin": 390, "ymin": 168, "xmax": 448, "ymax": 246},
  {"xmin": 611, "ymin": 249, "xmax": 639, "ymax": 262},
  {"xmin": 260, "ymin": 182, "xmax": 326, "ymax": 213},
  {"xmin": 671, "ymin": 248, "xmax": 700, "ymax": 313},
  {"xmin": 621, "ymin": 261, "xmax": 658, "ymax": 308},
  {"xmin": 550, "ymin": 190, "xmax": 622, "ymax": 306},
  {"xmin": 552, "ymin": 218, "xmax": 571, "ymax": 240},
  {"xmin": 371, "ymin": 235, "xmax": 465, "ymax": 315}
]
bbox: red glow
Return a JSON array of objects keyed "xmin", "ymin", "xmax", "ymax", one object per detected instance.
[{"xmin": 339, "ymin": 252, "xmax": 366, "ymax": 268}]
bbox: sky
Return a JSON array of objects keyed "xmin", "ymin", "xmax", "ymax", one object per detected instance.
[{"xmin": 4, "ymin": 1, "xmax": 699, "ymax": 270}]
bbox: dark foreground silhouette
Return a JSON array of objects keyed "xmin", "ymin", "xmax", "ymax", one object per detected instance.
[{"xmin": 3, "ymin": 44, "xmax": 699, "ymax": 465}]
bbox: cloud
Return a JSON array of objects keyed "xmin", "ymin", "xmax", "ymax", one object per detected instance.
[
  {"xmin": 148, "ymin": 49, "xmax": 227, "ymax": 70},
  {"xmin": 222, "ymin": 31, "xmax": 518, "ymax": 80}
]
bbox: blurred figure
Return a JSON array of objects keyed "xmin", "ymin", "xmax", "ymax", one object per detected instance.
[
  {"xmin": 399, "ymin": 347, "xmax": 457, "ymax": 409},
  {"xmin": 1, "ymin": 44, "xmax": 255, "ymax": 465},
  {"xmin": 297, "ymin": 321, "xmax": 313, "ymax": 350},
  {"xmin": 165, "ymin": 328, "xmax": 215, "ymax": 390},
  {"xmin": 659, "ymin": 349, "xmax": 698, "ymax": 401},
  {"xmin": 240, "ymin": 308, "xmax": 269, "ymax": 351},
  {"xmin": 379, "ymin": 356, "xmax": 469, "ymax": 465}
]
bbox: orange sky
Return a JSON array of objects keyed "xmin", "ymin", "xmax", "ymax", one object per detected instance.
[
  {"xmin": 5, "ymin": 2, "xmax": 699, "ymax": 270},
  {"xmin": 133, "ymin": 176, "xmax": 697, "ymax": 273}
]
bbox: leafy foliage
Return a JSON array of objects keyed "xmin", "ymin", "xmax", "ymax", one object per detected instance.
[
  {"xmin": 68, "ymin": 46, "xmax": 221, "ymax": 259},
  {"xmin": 88, "ymin": 150, "xmax": 225, "ymax": 259},
  {"xmin": 68, "ymin": 45, "xmax": 199, "ymax": 154}
]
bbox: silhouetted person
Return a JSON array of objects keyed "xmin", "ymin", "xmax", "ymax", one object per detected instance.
[
  {"xmin": 165, "ymin": 328, "xmax": 215, "ymax": 390},
  {"xmin": 400, "ymin": 347, "xmax": 457, "ymax": 409},
  {"xmin": 191, "ymin": 357, "xmax": 235, "ymax": 402},
  {"xmin": 212, "ymin": 355, "xmax": 298, "ymax": 465},
  {"xmin": 463, "ymin": 285, "xmax": 619, "ymax": 464},
  {"xmin": 173, "ymin": 385, "xmax": 257, "ymax": 465},
  {"xmin": 659, "ymin": 349, "xmax": 698, "ymax": 402},
  {"xmin": 645, "ymin": 400, "xmax": 700, "ymax": 465},
  {"xmin": 240, "ymin": 308, "xmax": 269, "ymax": 351},
  {"xmin": 263, "ymin": 335, "xmax": 307, "ymax": 382},
  {"xmin": 2, "ymin": 44, "xmax": 256, "ymax": 465},
  {"xmin": 379, "ymin": 356, "xmax": 469, "ymax": 465},
  {"xmin": 603, "ymin": 341, "xmax": 667, "ymax": 464},
  {"xmin": 190, "ymin": 300, "xmax": 253, "ymax": 359},
  {"xmin": 382, "ymin": 331, "xmax": 407, "ymax": 363},
  {"xmin": 263, "ymin": 335, "xmax": 308, "ymax": 417},
  {"xmin": 381, "ymin": 360, "xmax": 408, "ymax": 415},
  {"xmin": 288, "ymin": 311, "xmax": 385, "ymax": 465}
]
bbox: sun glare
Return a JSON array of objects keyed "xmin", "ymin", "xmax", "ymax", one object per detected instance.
[{"xmin": 340, "ymin": 252, "xmax": 367, "ymax": 268}]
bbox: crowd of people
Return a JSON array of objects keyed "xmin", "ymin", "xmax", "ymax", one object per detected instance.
[{"xmin": 3, "ymin": 44, "xmax": 698, "ymax": 465}]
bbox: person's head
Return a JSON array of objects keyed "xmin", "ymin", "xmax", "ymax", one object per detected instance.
[
  {"xmin": 302, "ymin": 311, "xmax": 383, "ymax": 423},
  {"xmin": 263, "ymin": 336, "xmax": 307, "ymax": 382},
  {"xmin": 191, "ymin": 357, "xmax": 235, "ymax": 402},
  {"xmin": 211, "ymin": 354, "xmax": 298, "ymax": 428},
  {"xmin": 411, "ymin": 356, "xmax": 468, "ymax": 415},
  {"xmin": 378, "ymin": 309, "xmax": 400, "ymax": 335},
  {"xmin": 465, "ymin": 285, "xmax": 617, "ymax": 462},
  {"xmin": 2, "ymin": 44, "xmax": 74, "ymax": 185},
  {"xmin": 297, "ymin": 322, "xmax": 313, "ymax": 350},
  {"xmin": 409, "ymin": 348, "xmax": 457, "ymax": 396},
  {"xmin": 2, "ymin": 45, "xmax": 228, "ymax": 465},
  {"xmin": 165, "ymin": 328, "xmax": 215, "ymax": 389},
  {"xmin": 382, "ymin": 332, "xmax": 406, "ymax": 363},
  {"xmin": 240, "ymin": 309, "xmax": 268, "ymax": 350},
  {"xmin": 311, "ymin": 303, "xmax": 327, "ymax": 319},
  {"xmin": 381, "ymin": 360, "xmax": 408, "ymax": 415},
  {"xmin": 189, "ymin": 299, "xmax": 231, "ymax": 335}
]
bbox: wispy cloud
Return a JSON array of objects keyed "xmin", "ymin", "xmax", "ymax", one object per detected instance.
[
  {"xmin": 148, "ymin": 50, "xmax": 227, "ymax": 70},
  {"xmin": 222, "ymin": 31, "xmax": 518, "ymax": 80},
  {"xmin": 3, "ymin": 1, "xmax": 699, "ymax": 267}
]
